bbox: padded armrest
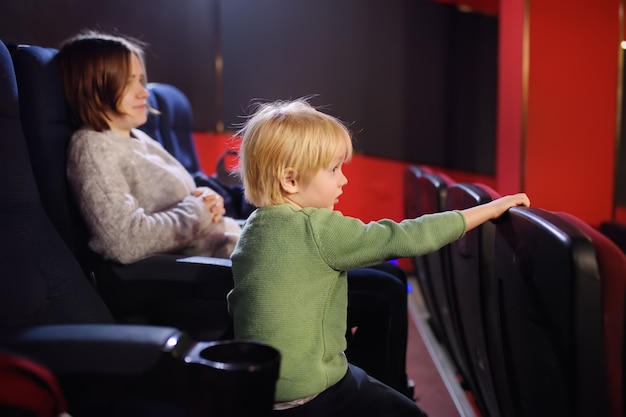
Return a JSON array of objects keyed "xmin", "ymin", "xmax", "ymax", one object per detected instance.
[
  {"xmin": 0, "ymin": 324, "xmax": 232, "ymax": 415},
  {"xmin": 92, "ymin": 255, "xmax": 235, "ymax": 340},
  {"xmin": 103, "ymin": 253, "xmax": 233, "ymax": 290},
  {"xmin": 1, "ymin": 324, "xmax": 195, "ymax": 375},
  {"xmin": 97, "ymin": 254, "xmax": 234, "ymax": 302}
]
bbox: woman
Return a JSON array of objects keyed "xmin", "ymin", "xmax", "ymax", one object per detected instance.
[{"xmin": 58, "ymin": 30, "xmax": 242, "ymax": 264}]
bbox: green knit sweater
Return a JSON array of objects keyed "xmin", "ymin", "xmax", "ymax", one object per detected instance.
[{"xmin": 228, "ymin": 204, "xmax": 465, "ymax": 402}]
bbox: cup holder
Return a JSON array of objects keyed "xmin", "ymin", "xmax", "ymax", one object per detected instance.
[{"xmin": 186, "ymin": 339, "xmax": 281, "ymax": 417}]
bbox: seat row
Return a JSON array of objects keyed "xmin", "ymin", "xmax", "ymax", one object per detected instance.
[
  {"xmin": 0, "ymin": 39, "xmax": 279, "ymax": 416},
  {"xmin": 404, "ymin": 166, "xmax": 625, "ymax": 417}
]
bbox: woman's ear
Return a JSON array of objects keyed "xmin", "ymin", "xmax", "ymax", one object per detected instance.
[{"xmin": 280, "ymin": 167, "xmax": 299, "ymax": 194}]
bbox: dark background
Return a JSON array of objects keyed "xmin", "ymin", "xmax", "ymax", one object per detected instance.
[{"xmin": 0, "ymin": 0, "xmax": 497, "ymax": 174}]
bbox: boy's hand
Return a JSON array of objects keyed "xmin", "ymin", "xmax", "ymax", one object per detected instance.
[
  {"xmin": 460, "ymin": 192, "xmax": 530, "ymax": 232},
  {"xmin": 490, "ymin": 193, "xmax": 530, "ymax": 219}
]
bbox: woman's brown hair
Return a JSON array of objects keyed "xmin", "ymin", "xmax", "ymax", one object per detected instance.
[{"xmin": 58, "ymin": 30, "xmax": 148, "ymax": 131}]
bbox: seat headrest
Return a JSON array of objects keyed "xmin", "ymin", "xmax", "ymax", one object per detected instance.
[
  {"xmin": 12, "ymin": 45, "xmax": 69, "ymax": 127},
  {"xmin": 0, "ymin": 39, "xmax": 40, "ymax": 207},
  {"xmin": 0, "ymin": 41, "xmax": 19, "ymax": 119}
]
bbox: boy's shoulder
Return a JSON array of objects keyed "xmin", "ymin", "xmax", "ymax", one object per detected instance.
[{"xmin": 256, "ymin": 205, "xmax": 342, "ymax": 220}]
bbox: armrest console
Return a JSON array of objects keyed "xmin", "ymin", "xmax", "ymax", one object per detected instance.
[
  {"xmin": 2, "ymin": 324, "xmax": 194, "ymax": 375},
  {"xmin": 90, "ymin": 255, "xmax": 235, "ymax": 340}
]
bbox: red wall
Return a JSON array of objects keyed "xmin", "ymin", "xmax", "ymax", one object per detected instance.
[
  {"xmin": 527, "ymin": 0, "xmax": 618, "ymax": 227},
  {"xmin": 498, "ymin": 0, "xmax": 620, "ymax": 228},
  {"xmin": 495, "ymin": 0, "xmax": 524, "ymax": 195}
]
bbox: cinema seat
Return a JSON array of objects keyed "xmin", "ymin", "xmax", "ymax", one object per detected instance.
[
  {"xmin": 144, "ymin": 82, "xmax": 253, "ymax": 219},
  {"xmin": 555, "ymin": 213, "xmax": 625, "ymax": 417},
  {"xmin": 402, "ymin": 167, "xmax": 473, "ymax": 385},
  {"xmin": 11, "ymin": 43, "xmax": 234, "ymax": 341},
  {"xmin": 443, "ymin": 182, "xmax": 502, "ymax": 417},
  {"xmin": 145, "ymin": 83, "xmax": 199, "ymax": 173},
  {"xmin": 491, "ymin": 207, "xmax": 609, "ymax": 417},
  {"xmin": 403, "ymin": 165, "xmax": 447, "ymax": 343},
  {"xmin": 139, "ymin": 85, "xmax": 248, "ymax": 220}
]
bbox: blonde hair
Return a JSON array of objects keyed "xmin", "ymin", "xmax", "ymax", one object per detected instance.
[{"xmin": 237, "ymin": 99, "xmax": 353, "ymax": 207}]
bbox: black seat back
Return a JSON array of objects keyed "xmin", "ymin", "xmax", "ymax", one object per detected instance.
[
  {"xmin": 444, "ymin": 182, "xmax": 502, "ymax": 417},
  {"xmin": 0, "ymin": 39, "xmax": 113, "ymax": 330},
  {"xmin": 555, "ymin": 212, "xmax": 625, "ymax": 417},
  {"xmin": 492, "ymin": 207, "xmax": 608, "ymax": 417},
  {"xmin": 403, "ymin": 165, "xmax": 432, "ymax": 293},
  {"xmin": 10, "ymin": 45, "xmax": 98, "ymax": 273},
  {"xmin": 414, "ymin": 171, "xmax": 473, "ymax": 386},
  {"xmin": 403, "ymin": 166, "xmax": 447, "ymax": 344}
]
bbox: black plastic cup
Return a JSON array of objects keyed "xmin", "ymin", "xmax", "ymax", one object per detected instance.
[{"xmin": 187, "ymin": 339, "xmax": 281, "ymax": 417}]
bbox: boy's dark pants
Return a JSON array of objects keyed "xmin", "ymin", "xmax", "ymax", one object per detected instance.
[
  {"xmin": 345, "ymin": 263, "xmax": 411, "ymax": 395},
  {"xmin": 273, "ymin": 364, "xmax": 426, "ymax": 417}
]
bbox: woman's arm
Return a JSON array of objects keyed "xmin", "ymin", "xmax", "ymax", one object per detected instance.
[
  {"xmin": 137, "ymin": 130, "xmax": 226, "ymax": 223},
  {"xmin": 67, "ymin": 130, "xmax": 217, "ymax": 263}
]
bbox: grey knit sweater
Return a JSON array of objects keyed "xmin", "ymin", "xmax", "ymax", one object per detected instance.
[{"xmin": 66, "ymin": 128, "xmax": 241, "ymax": 264}]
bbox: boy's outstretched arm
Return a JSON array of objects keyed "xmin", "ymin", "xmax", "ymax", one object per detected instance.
[{"xmin": 459, "ymin": 193, "xmax": 530, "ymax": 232}]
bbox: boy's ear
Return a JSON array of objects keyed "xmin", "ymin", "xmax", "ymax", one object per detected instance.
[{"xmin": 280, "ymin": 167, "xmax": 299, "ymax": 194}]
